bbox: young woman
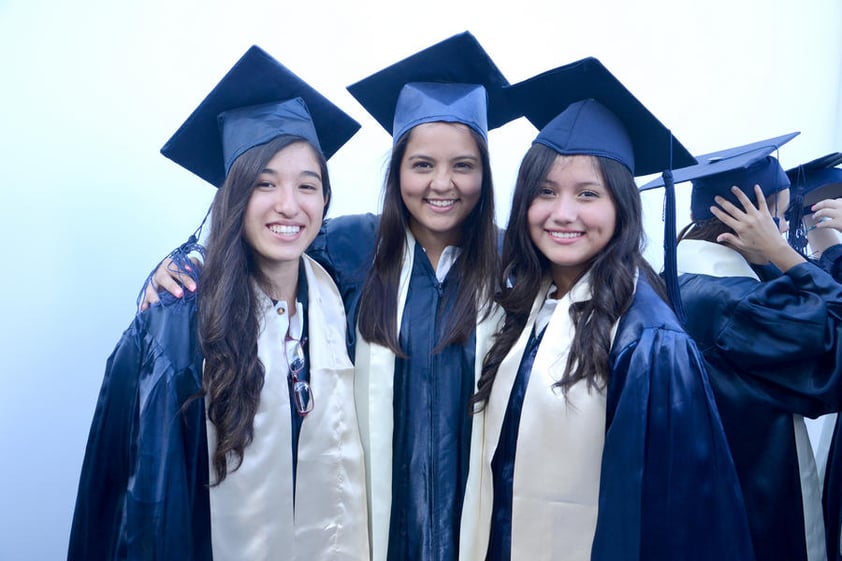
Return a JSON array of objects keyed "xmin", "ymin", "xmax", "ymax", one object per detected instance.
[
  {"xmin": 464, "ymin": 59, "xmax": 754, "ymax": 561},
  {"xmin": 641, "ymin": 136, "xmax": 842, "ymax": 561},
  {"xmin": 785, "ymin": 153, "xmax": 842, "ymax": 561},
  {"xmin": 787, "ymin": 152, "xmax": 842, "ymax": 272},
  {"xmin": 138, "ymin": 32, "xmax": 514, "ymax": 561},
  {"xmin": 68, "ymin": 47, "xmax": 369, "ymax": 561}
]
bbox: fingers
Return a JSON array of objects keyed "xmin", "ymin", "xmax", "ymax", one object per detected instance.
[
  {"xmin": 160, "ymin": 257, "xmax": 197, "ymax": 295},
  {"xmin": 811, "ymin": 199, "xmax": 842, "ymax": 232},
  {"xmin": 812, "ymin": 198, "xmax": 842, "ymax": 212},
  {"xmin": 139, "ymin": 257, "xmax": 196, "ymax": 311},
  {"xmin": 751, "ymin": 184, "xmax": 768, "ymax": 213}
]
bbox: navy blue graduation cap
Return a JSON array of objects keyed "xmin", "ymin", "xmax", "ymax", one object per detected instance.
[
  {"xmin": 785, "ymin": 151, "xmax": 842, "ymax": 253},
  {"xmin": 161, "ymin": 45, "xmax": 360, "ymax": 188},
  {"xmin": 506, "ymin": 56, "xmax": 696, "ymax": 321},
  {"xmin": 787, "ymin": 152, "xmax": 842, "ymax": 208},
  {"xmin": 346, "ymin": 31, "xmax": 515, "ymax": 143},
  {"xmin": 507, "ymin": 57, "xmax": 696, "ymax": 176},
  {"xmin": 640, "ymin": 132, "xmax": 798, "ymax": 221}
]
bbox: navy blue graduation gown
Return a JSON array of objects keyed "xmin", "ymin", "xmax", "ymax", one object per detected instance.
[
  {"xmin": 68, "ymin": 288, "xmax": 212, "ymax": 561},
  {"xmin": 679, "ymin": 259, "xmax": 842, "ymax": 561},
  {"xmin": 388, "ymin": 241, "xmax": 475, "ymax": 561},
  {"xmin": 309, "ymin": 214, "xmax": 476, "ymax": 561},
  {"xmin": 307, "ymin": 213, "xmax": 379, "ymax": 359},
  {"xmin": 814, "ymin": 244, "xmax": 842, "ymax": 561},
  {"xmin": 69, "ymin": 267, "xmax": 317, "ymax": 561},
  {"xmin": 485, "ymin": 274, "xmax": 754, "ymax": 560}
]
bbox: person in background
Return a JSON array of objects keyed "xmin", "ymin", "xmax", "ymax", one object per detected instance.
[
  {"xmin": 641, "ymin": 134, "xmax": 842, "ymax": 561},
  {"xmin": 787, "ymin": 152, "xmax": 842, "ymax": 271},
  {"xmin": 464, "ymin": 57, "xmax": 753, "ymax": 561},
  {"xmin": 68, "ymin": 46, "xmax": 369, "ymax": 561},
  {"xmin": 786, "ymin": 153, "xmax": 842, "ymax": 561},
  {"xmin": 138, "ymin": 32, "xmax": 518, "ymax": 561}
]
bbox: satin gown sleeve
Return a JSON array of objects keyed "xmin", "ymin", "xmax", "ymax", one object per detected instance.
[
  {"xmin": 68, "ymin": 291, "xmax": 210, "ymax": 561},
  {"xmin": 593, "ymin": 278, "xmax": 755, "ymax": 561},
  {"xmin": 680, "ymin": 262, "xmax": 842, "ymax": 416}
]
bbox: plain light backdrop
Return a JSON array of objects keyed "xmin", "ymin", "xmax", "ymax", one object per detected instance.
[{"xmin": 1, "ymin": 0, "xmax": 841, "ymax": 557}]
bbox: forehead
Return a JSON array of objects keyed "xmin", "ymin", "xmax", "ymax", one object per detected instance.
[
  {"xmin": 266, "ymin": 141, "xmax": 321, "ymax": 167},
  {"xmin": 405, "ymin": 122, "xmax": 480, "ymax": 150},
  {"xmin": 545, "ymin": 154, "xmax": 603, "ymax": 182}
]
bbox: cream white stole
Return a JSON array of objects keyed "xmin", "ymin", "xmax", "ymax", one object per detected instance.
[
  {"xmin": 464, "ymin": 273, "xmax": 615, "ymax": 561},
  {"xmin": 678, "ymin": 239, "xmax": 826, "ymax": 561},
  {"xmin": 206, "ymin": 255, "xmax": 369, "ymax": 561},
  {"xmin": 353, "ymin": 229, "xmax": 503, "ymax": 561}
]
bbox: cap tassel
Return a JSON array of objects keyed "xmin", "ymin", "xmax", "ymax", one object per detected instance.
[
  {"xmin": 661, "ymin": 166, "xmax": 686, "ymax": 324},
  {"xmin": 786, "ymin": 167, "xmax": 809, "ymax": 256},
  {"xmin": 136, "ymin": 208, "xmax": 209, "ymax": 310}
]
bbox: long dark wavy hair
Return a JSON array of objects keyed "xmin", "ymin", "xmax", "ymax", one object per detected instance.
[
  {"xmin": 471, "ymin": 145, "xmax": 666, "ymax": 409},
  {"xmin": 357, "ymin": 123, "xmax": 499, "ymax": 355},
  {"xmin": 198, "ymin": 135, "xmax": 330, "ymax": 484}
]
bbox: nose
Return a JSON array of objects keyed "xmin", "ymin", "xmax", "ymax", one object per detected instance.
[
  {"xmin": 273, "ymin": 185, "xmax": 298, "ymax": 216},
  {"xmin": 549, "ymin": 194, "xmax": 577, "ymax": 223},
  {"xmin": 778, "ymin": 216, "xmax": 790, "ymax": 235},
  {"xmin": 430, "ymin": 170, "xmax": 453, "ymax": 192}
]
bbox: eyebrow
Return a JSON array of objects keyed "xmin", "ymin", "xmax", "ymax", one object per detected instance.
[
  {"xmin": 542, "ymin": 178, "xmax": 605, "ymax": 189},
  {"xmin": 260, "ymin": 168, "xmax": 322, "ymax": 181},
  {"xmin": 406, "ymin": 154, "xmax": 480, "ymax": 162}
]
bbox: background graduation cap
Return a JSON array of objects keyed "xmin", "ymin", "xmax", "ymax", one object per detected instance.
[
  {"xmin": 505, "ymin": 56, "xmax": 696, "ymax": 321},
  {"xmin": 639, "ymin": 131, "xmax": 799, "ymax": 220},
  {"xmin": 161, "ymin": 45, "xmax": 361, "ymax": 188},
  {"xmin": 785, "ymin": 151, "xmax": 842, "ymax": 253},
  {"xmin": 346, "ymin": 31, "xmax": 517, "ymax": 143}
]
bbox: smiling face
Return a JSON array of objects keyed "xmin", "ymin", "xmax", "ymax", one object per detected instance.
[
  {"xmin": 527, "ymin": 154, "xmax": 617, "ymax": 292},
  {"xmin": 399, "ymin": 121, "xmax": 483, "ymax": 255},
  {"xmin": 243, "ymin": 141, "xmax": 327, "ymax": 279}
]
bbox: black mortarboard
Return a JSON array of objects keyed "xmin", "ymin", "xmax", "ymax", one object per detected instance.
[
  {"xmin": 506, "ymin": 56, "xmax": 695, "ymax": 321},
  {"xmin": 785, "ymin": 152, "xmax": 842, "ymax": 253},
  {"xmin": 640, "ymin": 132, "xmax": 798, "ymax": 220},
  {"xmin": 161, "ymin": 45, "xmax": 360, "ymax": 188},
  {"xmin": 787, "ymin": 152, "xmax": 842, "ymax": 207},
  {"xmin": 506, "ymin": 57, "xmax": 696, "ymax": 176},
  {"xmin": 346, "ymin": 31, "xmax": 515, "ymax": 143}
]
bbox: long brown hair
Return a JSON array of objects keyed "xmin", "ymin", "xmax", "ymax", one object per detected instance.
[
  {"xmin": 471, "ymin": 146, "xmax": 665, "ymax": 409},
  {"xmin": 198, "ymin": 135, "xmax": 330, "ymax": 484},
  {"xmin": 357, "ymin": 124, "xmax": 499, "ymax": 355}
]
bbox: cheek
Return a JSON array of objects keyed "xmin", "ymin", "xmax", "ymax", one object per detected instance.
[
  {"xmin": 526, "ymin": 203, "xmax": 546, "ymax": 240},
  {"xmin": 243, "ymin": 195, "xmax": 263, "ymax": 228},
  {"xmin": 398, "ymin": 170, "xmax": 416, "ymax": 202}
]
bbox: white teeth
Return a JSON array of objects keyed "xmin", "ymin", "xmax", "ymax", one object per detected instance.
[
  {"xmin": 427, "ymin": 199, "xmax": 455, "ymax": 207},
  {"xmin": 549, "ymin": 231, "xmax": 582, "ymax": 239},
  {"xmin": 269, "ymin": 225, "xmax": 301, "ymax": 235}
]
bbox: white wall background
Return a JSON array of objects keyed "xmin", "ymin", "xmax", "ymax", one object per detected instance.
[{"xmin": 1, "ymin": 0, "xmax": 840, "ymax": 558}]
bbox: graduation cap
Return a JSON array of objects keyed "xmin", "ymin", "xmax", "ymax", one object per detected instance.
[
  {"xmin": 639, "ymin": 132, "xmax": 799, "ymax": 221},
  {"xmin": 161, "ymin": 45, "xmax": 361, "ymax": 188},
  {"xmin": 346, "ymin": 31, "xmax": 515, "ymax": 143},
  {"xmin": 787, "ymin": 152, "xmax": 842, "ymax": 208},
  {"xmin": 785, "ymin": 151, "xmax": 842, "ymax": 253},
  {"xmin": 507, "ymin": 57, "xmax": 696, "ymax": 176},
  {"xmin": 505, "ymin": 56, "xmax": 696, "ymax": 321}
]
